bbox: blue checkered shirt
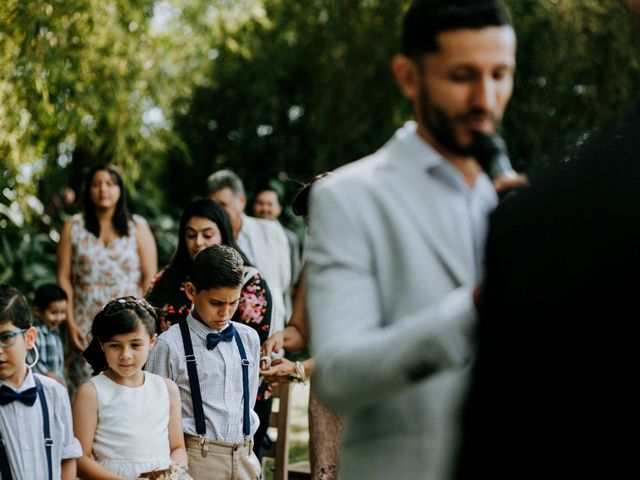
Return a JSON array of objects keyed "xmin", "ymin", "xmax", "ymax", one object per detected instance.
[
  {"xmin": 30, "ymin": 321, "xmax": 65, "ymax": 383},
  {"xmin": 146, "ymin": 314, "xmax": 261, "ymax": 442}
]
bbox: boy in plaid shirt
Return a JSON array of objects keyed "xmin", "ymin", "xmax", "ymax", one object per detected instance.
[{"xmin": 30, "ymin": 284, "xmax": 67, "ymax": 385}]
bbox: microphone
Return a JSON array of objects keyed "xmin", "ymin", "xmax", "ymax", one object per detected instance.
[{"xmin": 471, "ymin": 132, "xmax": 518, "ymax": 181}]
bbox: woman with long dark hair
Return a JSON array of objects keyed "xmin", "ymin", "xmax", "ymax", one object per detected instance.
[
  {"xmin": 57, "ymin": 164, "xmax": 157, "ymax": 396},
  {"xmin": 146, "ymin": 198, "xmax": 274, "ymax": 460}
]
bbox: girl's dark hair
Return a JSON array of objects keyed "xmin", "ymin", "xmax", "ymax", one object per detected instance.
[
  {"xmin": 82, "ymin": 164, "xmax": 131, "ymax": 238},
  {"xmin": 82, "ymin": 296, "xmax": 157, "ymax": 375},
  {"xmin": 146, "ymin": 199, "xmax": 250, "ymax": 306},
  {"xmin": 0, "ymin": 284, "xmax": 31, "ymax": 329}
]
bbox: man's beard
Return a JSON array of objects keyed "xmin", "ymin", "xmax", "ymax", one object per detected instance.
[{"xmin": 417, "ymin": 84, "xmax": 499, "ymax": 156}]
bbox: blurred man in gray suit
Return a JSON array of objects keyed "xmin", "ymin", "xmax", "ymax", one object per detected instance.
[{"xmin": 305, "ymin": 1, "xmax": 523, "ymax": 479}]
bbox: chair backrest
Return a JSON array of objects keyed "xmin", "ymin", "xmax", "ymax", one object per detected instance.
[{"xmin": 262, "ymin": 383, "xmax": 292, "ymax": 480}]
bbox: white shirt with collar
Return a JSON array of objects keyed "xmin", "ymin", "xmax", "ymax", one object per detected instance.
[
  {"xmin": 0, "ymin": 369, "xmax": 82, "ymax": 479},
  {"xmin": 238, "ymin": 214, "xmax": 292, "ymax": 331}
]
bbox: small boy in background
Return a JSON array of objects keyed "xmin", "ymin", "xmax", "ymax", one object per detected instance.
[
  {"xmin": 0, "ymin": 283, "xmax": 82, "ymax": 479},
  {"xmin": 147, "ymin": 244, "xmax": 262, "ymax": 480},
  {"xmin": 30, "ymin": 284, "xmax": 67, "ymax": 385}
]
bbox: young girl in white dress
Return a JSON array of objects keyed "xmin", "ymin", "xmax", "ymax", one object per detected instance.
[{"xmin": 72, "ymin": 297, "xmax": 189, "ymax": 479}]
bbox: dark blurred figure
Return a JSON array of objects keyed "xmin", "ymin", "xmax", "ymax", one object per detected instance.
[{"xmin": 455, "ymin": 3, "xmax": 640, "ymax": 479}]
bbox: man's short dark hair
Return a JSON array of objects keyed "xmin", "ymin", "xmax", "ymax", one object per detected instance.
[
  {"xmin": 255, "ymin": 185, "xmax": 283, "ymax": 206},
  {"xmin": 188, "ymin": 244, "xmax": 244, "ymax": 291},
  {"xmin": 34, "ymin": 284, "xmax": 68, "ymax": 311},
  {"xmin": 206, "ymin": 169, "xmax": 246, "ymax": 197},
  {"xmin": 403, "ymin": 0, "xmax": 511, "ymax": 58},
  {"xmin": 0, "ymin": 284, "xmax": 31, "ymax": 329}
]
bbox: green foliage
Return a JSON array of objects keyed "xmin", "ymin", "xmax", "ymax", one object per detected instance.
[
  {"xmin": 503, "ymin": 0, "xmax": 640, "ymax": 173},
  {"xmin": 168, "ymin": 0, "xmax": 640, "ymax": 202},
  {"xmin": 3, "ymin": 0, "xmax": 640, "ymax": 287},
  {"xmin": 165, "ymin": 0, "xmax": 411, "ymax": 207}
]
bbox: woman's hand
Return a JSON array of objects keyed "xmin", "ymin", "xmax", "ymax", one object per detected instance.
[
  {"xmin": 260, "ymin": 358, "xmax": 295, "ymax": 386},
  {"xmin": 261, "ymin": 330, "xmax": 285, "ymax": 358},
  {"xmin": 68, "ymin": 322, "xmax": 87, "ymax": 351}
]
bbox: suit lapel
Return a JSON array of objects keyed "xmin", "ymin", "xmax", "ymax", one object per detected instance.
[{"xmin": 381, "ymin": 135, "xmax": 473, "ymax": 288}]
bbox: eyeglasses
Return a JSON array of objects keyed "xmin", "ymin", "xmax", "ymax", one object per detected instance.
[{"xmin": 0, "ymin": 329, "xmax": 28, "ymax": 348}]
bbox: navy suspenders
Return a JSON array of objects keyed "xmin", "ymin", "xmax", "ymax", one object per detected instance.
[
  {"xmin": 35, "ymin": 377, "xmax": 53, "ymax": 480},
  {"xmin": 178, "ymin": 321, "xmax": 251, "ymax": 439},
  {"xmin": 0, "ymin": 430, "xmax": 11, "ymax": 480},
  {"xmin": 232, "ymin": 329, "xmax": 251, "ymax": 438},
  {"xmin": 0, "ymin": 376, "xmax": 52, "ymax": 480}
]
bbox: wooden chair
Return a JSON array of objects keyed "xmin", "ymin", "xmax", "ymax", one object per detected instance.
[{"xmin": 261, "ymin": 383, "xmax": 311, "ymax": 480}]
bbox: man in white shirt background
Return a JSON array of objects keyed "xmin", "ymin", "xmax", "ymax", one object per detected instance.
[{"xmin": 207, "ymin": 169, "xmax": 291, "ymax": 333}]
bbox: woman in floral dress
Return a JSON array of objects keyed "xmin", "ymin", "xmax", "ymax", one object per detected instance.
[
  {"xmin": 57, "ymin": 164, "xmax": 157, "ymax": 398},
  {"xmin": 146, "ymin": 198, "xmax": 273, "ymax": 459}
]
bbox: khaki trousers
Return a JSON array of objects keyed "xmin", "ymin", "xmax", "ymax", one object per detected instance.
[{"xmin": 184, "ymin": 434, "xmax": 261, "ymax": 480}]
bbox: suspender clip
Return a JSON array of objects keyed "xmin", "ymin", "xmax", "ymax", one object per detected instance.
[
  {"xmin": 185, "ymin": 354, "xmax": 197, "ymax": 363},
  {"xmin": 44, "ymin": 438, "xmax": 53, "ymax": 447},
  {"xmin": 198, "ymin": 436, "xmax": 209, "ymax": 457},
  {"xmin": 241, "ymin": 359, "xmax": 250, "ymax": 366}
]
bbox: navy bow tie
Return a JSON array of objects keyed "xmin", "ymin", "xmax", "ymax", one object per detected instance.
[
  {"xmin": 0, "ymin": 385, "xmax": 37, "ymax": 406},
  {"xmin": 206, "ymin": 325, "xmax": 235, "ymax": 350}
]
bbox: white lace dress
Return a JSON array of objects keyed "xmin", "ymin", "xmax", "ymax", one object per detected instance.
[{"xmin": 89, "ymin": 372, "xmax": 172, "ymax": 479}]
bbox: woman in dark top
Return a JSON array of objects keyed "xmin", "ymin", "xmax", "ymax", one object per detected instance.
[{"xmin": 146, "ymin": 199, "xmax": 273, "ymax": 459}]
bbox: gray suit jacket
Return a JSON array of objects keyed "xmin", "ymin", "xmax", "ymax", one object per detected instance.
[{"xmin": 306, "ymin": 122, "xmax": 494, "ymax": 480}]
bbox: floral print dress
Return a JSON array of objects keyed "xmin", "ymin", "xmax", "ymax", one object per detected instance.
[{"xmin": 66, "ymin": 213, "xmax": 144, "ymax": 396}]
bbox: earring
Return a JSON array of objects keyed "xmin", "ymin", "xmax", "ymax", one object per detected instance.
[{"xmin": 26, "ymin": 345, "xmax": 40, "ymax": 369}]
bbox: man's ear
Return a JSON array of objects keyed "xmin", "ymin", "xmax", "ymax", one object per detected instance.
[
  {"xmin": 391, "ymin": 54, "xmax": 420, "ymax": 100},
  {"xmin": 32, "ymin": 306, "xmax": 42, "ymax": 318},
  {"xmin": 239, "ymin": 194, "xmax": 247, "ymax": 212},
  {"xmin": 184, "ymin": 281, "xmax": 198, "ymax": 303}
]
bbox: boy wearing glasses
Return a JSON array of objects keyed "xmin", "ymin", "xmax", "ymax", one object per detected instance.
[{"xmin": 0, "ymin": 283, "xmax": 81, "ymax": 480}]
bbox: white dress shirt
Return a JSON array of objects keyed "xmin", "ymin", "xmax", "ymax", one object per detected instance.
[{"xmin": 0, "ymin": 369, "xmax": 82, "ymax": 479}]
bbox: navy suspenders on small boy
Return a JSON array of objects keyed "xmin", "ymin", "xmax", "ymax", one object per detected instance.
[
  {"xmin": 179, "ymin": 321, "xmax": 251, "ymax": 445},
  {"xmin": 0, "ymin": 376, "xmax": 53, "ymax": 480}
]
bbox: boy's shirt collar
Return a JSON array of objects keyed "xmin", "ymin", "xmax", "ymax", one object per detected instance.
[
  {"xmin": 0, "ymin": 367, "xmax": 35, "ymax": 392},
  {"xmin": 33, "ymin": 319, "xmax": 53, "ymax": 334},
  {"xmin": 186, "ymin": 312, "xmax": 230, "ymax": 339}
]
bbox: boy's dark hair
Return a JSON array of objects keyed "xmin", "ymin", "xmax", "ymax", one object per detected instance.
[
  {"xmin": 34, "ymin": 284, "xmax": 68, "ymax": 311},
  {"xmin": 188, "ymin": 244, "xmax": 244, "ymax": 292},
  {"xmin": 82, "ymin": 164, "xmax": 132, "ymax": 238},
  {"xmin": 0, "ymin": 284, "xmax": 31, "ymax": 329},
  {"xmin": 83, "ymin": 296, "xmax": 157, "ymax": 374},
  {"xmin": 254, "ymin": 184, "xmax": 283, "ymax": 206},
  {"xmin": 403, "ymin": 0, "xmax": 511, "ymax": 58}
]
